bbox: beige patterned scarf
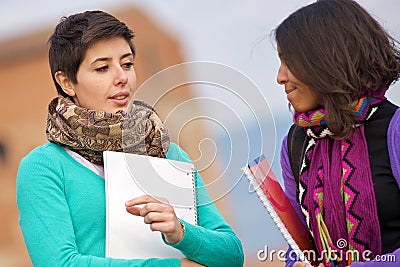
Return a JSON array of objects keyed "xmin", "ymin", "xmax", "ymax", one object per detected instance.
[{"xmin": 46, "ymin": 96, "xmax": 170, "ymax": 164}]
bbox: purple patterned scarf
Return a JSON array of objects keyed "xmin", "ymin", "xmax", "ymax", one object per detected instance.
[{"xmin": 294, "ymin": 89, "xmax": 386, "ymax": 266}]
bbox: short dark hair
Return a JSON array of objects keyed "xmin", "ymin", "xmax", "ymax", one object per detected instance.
[
  {"xmin": 48, "ymin": 10, "xmax": 135, "ymax": 97},
  {"xmin": 274, "ymin": 0, "xmax": 400, "ymax": 138}
]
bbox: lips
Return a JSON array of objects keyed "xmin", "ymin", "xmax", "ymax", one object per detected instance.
[
  {"xmin": 109, "ymin": 91, "xmax": 129, "ymax": 106},
  {"xmin": 285, "ymin": 87, "xmax": 296, "ymax": 95}
]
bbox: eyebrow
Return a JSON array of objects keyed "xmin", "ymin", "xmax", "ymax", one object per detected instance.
[{"xmin": 90, "ymin": 53, "xmax": 134, "ymax": 66}]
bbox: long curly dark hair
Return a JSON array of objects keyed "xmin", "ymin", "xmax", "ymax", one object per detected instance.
[{"xmin": 274, "ymin": 0, "xmax": 400, "ymax": 139}]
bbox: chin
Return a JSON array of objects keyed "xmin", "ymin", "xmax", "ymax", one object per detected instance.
[{"xmin": 292, "ymin": 105, "xmax": 307, "ymax": 113}]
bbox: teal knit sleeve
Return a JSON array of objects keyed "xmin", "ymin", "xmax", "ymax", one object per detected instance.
[
  {"xmin": 16, "ymin": 145, "xmax": 180, "ymax": 267},
  {"xmin": 166, "ymin": 143, "xmax": 244, "ymax": 267}
]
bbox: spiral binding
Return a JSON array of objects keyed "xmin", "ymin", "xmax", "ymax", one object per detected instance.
[
  {"xmin": 242, "ymin": 166, "xmax": 310, "ymax": 264},
  {"xmin": 190, "ymin": 167, "xmax": 198, "ymax": 225}
]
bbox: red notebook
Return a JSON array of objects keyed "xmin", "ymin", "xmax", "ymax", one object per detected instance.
[{"xmin": 242, "ymin": 154, "xmax": 312, "ymax": 263}]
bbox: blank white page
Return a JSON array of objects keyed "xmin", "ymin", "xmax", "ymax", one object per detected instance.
[{"xmin": 104, "ymin": 151, "xmax": 197, "ymax": 259}]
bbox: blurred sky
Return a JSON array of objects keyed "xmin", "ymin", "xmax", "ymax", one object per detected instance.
[{"xmin": 2, "ymin": 0, "xmax": 400, "ymax": 261}]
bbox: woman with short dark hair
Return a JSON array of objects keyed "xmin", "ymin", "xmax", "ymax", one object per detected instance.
[{"xmin": 17, "ymin": 10, "xmax": 244, "ymax": 267}]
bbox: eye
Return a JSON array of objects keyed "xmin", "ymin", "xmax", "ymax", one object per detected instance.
[
  {"xmin": 122, "ymin": 62, "xmax": 134, "ymax": 69},
  {"xmin": 95, "ymin": 65, "xmax": 109, "ymax": 72}
]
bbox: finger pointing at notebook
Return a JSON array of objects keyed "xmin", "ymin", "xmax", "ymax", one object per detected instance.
[{"xmin": 125, "ymin": 195, "xmax": 184, "ymax": 244}]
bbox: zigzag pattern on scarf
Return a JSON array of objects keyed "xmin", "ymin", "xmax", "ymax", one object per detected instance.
[
  {"xmin": 295, "ymin": 110, "xmax": 327, "ymax": 127},
  {"xmin": 294, "ymin": 90, "xmax": 387, "ymax": 266},
  {"xmin": 294, "ymin": 97, "xmax": 382, "ymax": 128},
  {"xmin": 342, "ymin": 139, "xmax": 368, "ymax": 261}
]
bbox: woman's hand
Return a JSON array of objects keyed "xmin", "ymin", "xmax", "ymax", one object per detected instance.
[
  {"xmin": 180, "ymin": 258, "xmax": 205, "ymax": 266},
  {"xmin": 125, "ymin": 195, "xmax": 184, "ymax": 244}
]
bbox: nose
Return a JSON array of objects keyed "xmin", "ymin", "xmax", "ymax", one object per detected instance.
[
  {"xmin": 276, "ymin": 63, "xmax": 288, "ymax": 85},
  {"xmin": 114, "ymin": 66, "xmax": 128, "ymax": 86}
]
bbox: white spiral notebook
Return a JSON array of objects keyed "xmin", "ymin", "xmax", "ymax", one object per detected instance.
[{"xmin": 104, "ymin": 151, "xmax": 197, "ymax": 259}]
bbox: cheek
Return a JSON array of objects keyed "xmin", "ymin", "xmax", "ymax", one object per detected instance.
[
  {"xmin": 288, "ymin": 90, "xmax": 321, "ymax": 112},
  {"xmin": 129, "ymin": 72, "xmax": 137, "ymax": 91},
  {"xmin": 308, "ymin": 91, "xmax": 322, "ymax": 110}
]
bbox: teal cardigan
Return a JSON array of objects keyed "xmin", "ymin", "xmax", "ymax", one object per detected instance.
[{"xmin": 17, "ymin": 142, "xmax": 244, "ymax": 267}]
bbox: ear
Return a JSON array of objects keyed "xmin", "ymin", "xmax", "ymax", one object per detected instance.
[{"xmin": 54, "ymin": 71, "xmax": 76, "ymax": 97}]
